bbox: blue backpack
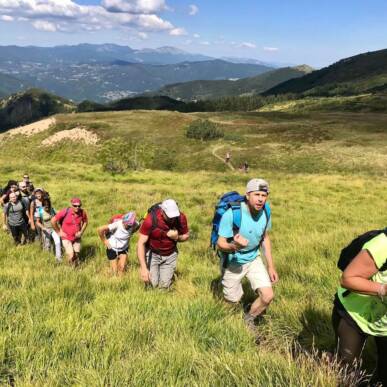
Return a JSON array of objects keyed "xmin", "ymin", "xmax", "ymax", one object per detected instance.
[{"xmin": 210, "ymin": 191, "xmax": 271, "ymax": 266}]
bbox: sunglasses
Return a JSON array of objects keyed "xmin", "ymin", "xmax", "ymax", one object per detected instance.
[{"xmin": 72, "ymin": 204, "xmax": 81, "ymax": 208}]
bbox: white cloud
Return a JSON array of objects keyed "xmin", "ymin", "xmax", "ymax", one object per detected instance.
[
  {"xmin": 193, "ymin": 33, "xmax": 200, "ymax": 38},
  {"xmin": 0, "ymin": 0, "xmax": 183, "ymax": 36},
  {"xmin": 101, "ymin": 0, "xmax": 166, "ymax": 14},
  {"xmin": 200, "ymin": 41, "xmax": 210, "ymax": 46},
  {"xmin": 137, "ymin": 31, "xmax": 148, "ymax": 39},
  {"xmin": 188, "ymin": 4, "xmax": 198, "ymax": 16},
  {"xmin": 32, "ymin": 19, "xmax": 56, "ymax": 32},
  {"xmin": 263, "ymin": 46, "xmax": 279, "ymax": 52},
  {"xmin": 0, "ymin": 14, "xmax": 13, "ymax": 21},
  {"xmin": 169, "ymin": 27, "xmax": 187, "ymax": 36},
  {"xmin": 240, "ymin": 42, "xmax": 256, "ymax": 49}
]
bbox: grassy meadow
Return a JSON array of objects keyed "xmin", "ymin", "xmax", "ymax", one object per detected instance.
[{"xmin": 0, "ymin": 108, "xmax": 386, "ymax": 385}]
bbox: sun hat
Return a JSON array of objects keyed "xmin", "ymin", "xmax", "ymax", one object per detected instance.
[
  {"xmin": 246, "ymin": 178, "xmax": 270, "ymax": 194},
  {"xmin": 160, "ymin": 199, "xmax": 180, "ymax": 218}
]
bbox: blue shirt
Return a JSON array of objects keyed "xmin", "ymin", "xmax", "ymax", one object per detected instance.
[{"xmin": 218, "ymin": 202, "xmax": 271, "ymax": 265}]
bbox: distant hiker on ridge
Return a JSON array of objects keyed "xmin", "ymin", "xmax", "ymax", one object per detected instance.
[
  {"xmin": 52, "ymin": 197, "xmax": 88, "ymax": 266},
  {"xmin": 215, "ymin": 179, "xmax": 278, "ymax": 330},
  {"xmin": 137, "ymin": 199, "xmax": 189, "ymax": 289}
]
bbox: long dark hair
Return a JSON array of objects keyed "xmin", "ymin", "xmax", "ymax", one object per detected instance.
[
  {"xmin": 42, "ymin": 193, "xmax": 52, "ymax": 213},
  {"xmin": 3, "ymin": 180, "xmax": 18, "ymax": 193}
]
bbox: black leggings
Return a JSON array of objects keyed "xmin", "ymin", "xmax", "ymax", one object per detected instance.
[
  {"xmin": 9, "ymin": 223, "xmax": 29, "ymax": 245},
  {"xmin": 332, "ymin": 304, "xmax": 387, "ymax": 385}
]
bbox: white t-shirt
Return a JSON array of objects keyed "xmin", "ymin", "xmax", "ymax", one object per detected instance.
[{"xmin": 107, "ymin": 220, "xmax": 137, "ymax": 251}]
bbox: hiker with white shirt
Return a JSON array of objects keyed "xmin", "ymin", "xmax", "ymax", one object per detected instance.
[{"xmin": 98, "ymin": 212, "xmax": 140, "ymax": 275}]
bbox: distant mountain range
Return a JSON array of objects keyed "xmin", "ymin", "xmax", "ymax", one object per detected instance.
[
  {"xmin": 263, "ymin": 48, "xmax": 387, "ymax": 96},
  {"xmin": 0, "ymin": 44, "xmax": 275, "ymax": 102},
  {"xmin": 0, "ymin": 44, "xmax": 214, "ymax": 66},
  {"xmin": 153, "ymin": 65, "xmax": 313, "ymax": 100}
]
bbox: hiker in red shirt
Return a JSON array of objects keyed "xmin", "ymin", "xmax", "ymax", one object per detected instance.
[
  {"xmin": 52, "ymin": 197, "xmax": 88, "ymax": 265},
  {"xmin": 137, "ymin": 199, "xmax": 189, "ymax": 289}
]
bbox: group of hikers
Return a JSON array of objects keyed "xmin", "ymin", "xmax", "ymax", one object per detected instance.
[{"xmin": 1, "ymin": 175, "xmax": 386, "ymax": 384}]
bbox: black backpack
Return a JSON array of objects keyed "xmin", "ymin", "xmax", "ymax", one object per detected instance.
[{"xmin": 338, "ymin": 228, "xmax": 387, "ymax": 271}]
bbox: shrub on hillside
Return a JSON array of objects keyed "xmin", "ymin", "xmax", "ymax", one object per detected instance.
[
  {"xmin": 185, "ymin": 119, "xmax": 224, "ymax": 141},
  {"xmin": 98, "ymin": 138, "xmax": 154, "ymax": 174}
]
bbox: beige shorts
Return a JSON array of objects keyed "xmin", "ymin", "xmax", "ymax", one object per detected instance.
[
  {"xmin": 62, "ymin": 239, "xmax": 81, "ymax": 256},
  {"xmin": 222, "ymin": 257, "xmax": 271, "ymax": 303}
]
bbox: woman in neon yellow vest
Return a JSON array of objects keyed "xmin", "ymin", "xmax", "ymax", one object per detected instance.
[{"xmin": 332, "ymin": 232, "xmax": 387, "ymax": 385}]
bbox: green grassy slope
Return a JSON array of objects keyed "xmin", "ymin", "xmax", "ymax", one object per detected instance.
[
  {"xmin": 155, "ymin": 66, "xmax": 313, "ymax": 100},
  {"xmin": 263, "ymin": 48, "xmax": 387, "ymax": 96},
  {"xmin": 0, "ymin": 109, "xmax": 386, "ymax": 385},
  {"xmin": 1, "ymin": 109, "xmax": 385, "ymax": 176}
]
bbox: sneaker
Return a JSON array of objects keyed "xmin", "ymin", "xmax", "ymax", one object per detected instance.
[{"xmin": 243, "ymin": 312, "xmax": 257, "ymax": 332}]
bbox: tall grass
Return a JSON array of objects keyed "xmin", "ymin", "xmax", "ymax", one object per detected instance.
[{"xmin": 1, "ymin": 159, "xmax": 386, "ymax": 385}]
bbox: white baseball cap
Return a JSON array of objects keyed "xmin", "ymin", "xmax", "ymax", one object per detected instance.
[
  {"xmin": 160, "ymin": 199, "xmax": 180, "ymax": 218},
  {"xmin": 246, "ymin": 178, "xmax": 270, "ymax": 194}
]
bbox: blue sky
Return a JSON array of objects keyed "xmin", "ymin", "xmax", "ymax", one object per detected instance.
[{"xmin": 1, "ymin": 0, "xmax": 387, "ymax": 67}]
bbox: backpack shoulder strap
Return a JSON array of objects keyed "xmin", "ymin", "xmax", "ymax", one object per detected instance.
[
  {"xmin": 259, "ymin": 203, "xmax": 271, "ymax": 246},
  {"xmin": 38, "ymin": 206, "xmax": 43, "ymax": 221},
  {"xmin": 59, "ymin": 207, "xmax": 70, "ymax": 225},
  {"xmin": 231, "ymin": 203, "xmax": 242, "ymax": 235},
  {"xmin": 150, "ymin": 206, "xmax": 159, "ymax": 233}
]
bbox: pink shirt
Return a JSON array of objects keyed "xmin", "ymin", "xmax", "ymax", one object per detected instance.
[{"xmin": 54, "ymin": 208, "xmax": 88, "ymax": 242}]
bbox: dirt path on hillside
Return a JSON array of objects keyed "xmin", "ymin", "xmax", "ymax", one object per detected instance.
[
  {"xmin": 212, "ymin": 145, "xmax": 235, "ymax": 170},
  {"xmin": 1, "ymin": 117, "xmax": 56, "ymax": 138},
  {"xmin": 208, "ymin": 118, "xmax": 258, "ymax": 126}
]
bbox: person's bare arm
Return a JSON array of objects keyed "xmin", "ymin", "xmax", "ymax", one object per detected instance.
[
  {"xmin": 51, "ymin": 216, "xmax": 61, "ymax": 234},
  {"xmin": 217, "ymin": 235, "xmax": 244, "ymax": 253},
  {"xmin": 178, "ymin": 232, "xmax": 189, "ymax": 242},
  {"xmin": 166, "ymin": 229, "xmax": 190, "ymax": 242},
  {"xmin": 262, "ymin": 232, "xmax": 279, "ymax": 283},
  {"xmin": 35, "ymin": 217, "xmax": 45, "ymax": 231},
  {"xmin": 29, "ymin": 201, "xmax": 36, "ymax": 229},
  {"xmin": 341, "ymin": 249, "xmax": 385, "ymax": 296},
  {"xmin": 2, "ymin": 208, "xmax": 7, "ymax": 230},
  {"xmin": 76, "ymin": 211, "xmax": 88, "ymax": 238},
  {"xmin": 97, "ymin": 225, "xmax": 111, "ymax": 249},
  {"xmin": 137, "ymin": 233, "xmax": 150, "ymax": 283}
]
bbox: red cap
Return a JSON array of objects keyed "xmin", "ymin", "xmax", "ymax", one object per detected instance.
[{"xmin": 71, "ymin": 197, "xmax": 82, "ymax": 206}]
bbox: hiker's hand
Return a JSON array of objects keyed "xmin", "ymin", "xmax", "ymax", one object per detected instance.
[
  {"xmin": 167, "ymin": 229, "xmax": 179, "ymax": 241},
  {"xmin": 268, "ymin": 266, "xmax": 279, "ymax": 284},
  {"xmin": 104, "ymin": 240, "xmax": 111, "ymax": 249},
  {"xmin": 233, "ymin": 233, "xmax": 248, "ymax": 248},
  {"xmin": 75, "ymin": 231, "xmax": 82, "ymax": 239},
  {"xmin": 140, "ymin": 268, "xmax": 150, "ymax": 283},
  {"xmin": 59, "ymin": 230, "xmax": 67, "ymax": 238},
  {"xmin": 30, "ymin": 223, "xmax": 35, "ymax": 231}
]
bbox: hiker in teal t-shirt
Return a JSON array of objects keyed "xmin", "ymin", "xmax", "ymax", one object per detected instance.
[{"xmin": 217, "ymin": 178, "xmax": 279, "ymax": 330}]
